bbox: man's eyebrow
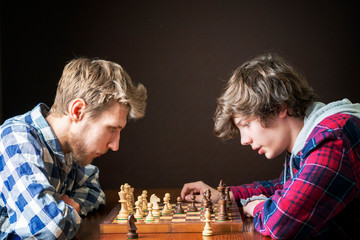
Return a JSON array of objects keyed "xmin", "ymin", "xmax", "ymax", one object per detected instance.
[
  {"xmin": 110, "ymin": 124, "xmax": 125, "ymax": 129},
  {"xmin": 234, "ymin": 117, "xmax": 252, "ymax": 127},
  {"xmin": 233, "ymin": 118, "xmax": 243, "ymax": 126}
]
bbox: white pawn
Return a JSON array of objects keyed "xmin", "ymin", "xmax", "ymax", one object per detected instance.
[
  {"xmin": 134, "ymin": 200, "xmax": 143, "ymax": 220},
  {"xmin": 145, "ymin": 202, "xmax": 155, "ymax": 222},
  {"xmin": 162, "ymin": 195, "xmax": 172, "ymax": 215},
  {"xmin": 165, "ymin": 193, "xmax": 172, "ymax": 210},
  {"xmin": 202, "ymin": 208, "xmax": 213, "ymax": 236}
]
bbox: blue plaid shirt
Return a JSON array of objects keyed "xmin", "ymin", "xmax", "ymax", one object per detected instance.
[{"xmin": 0, "ymin": 103, "xmax": 106, "ymax": 239}]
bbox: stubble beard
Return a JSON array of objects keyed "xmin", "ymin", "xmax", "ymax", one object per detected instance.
[{"xmin": 67, "ymin": 132, "xmax": 93, "ymax": 167}]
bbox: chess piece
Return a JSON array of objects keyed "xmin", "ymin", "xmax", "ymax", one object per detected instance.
[
  {"xmin": 175, "ymin": 197, "xmax": 185, "ymax": 214},
  {"xmin": 218, "ymin": 179, "xmax": 225, "ymax": 188},
  {"xmin": 145, "ymin": 202, "xmax": 155, "ymax": 222},
  {"xmin": 124, "ymin": 183, "xmax": 133, "ymax": 213},
  {"xmin": 205, "ymin": 189, "xmax": 211, "ymax": 199},
  {"xmin": 200, "ymin": 192, "xmax": 207, "ymax": 218},
  {"xmin": 137, "ymin": 195, "xmax": 145, "ymax": 217},
  {"xmin": 124, "ymin": 183, "xmax": 130, "ymax": 193},
  {"xmin": 205, "ymin": 189, "xmax": 214, "ymax": 214},
  {"xmin": 225, "ymin": 186, "xmax": 232, "ymax": 207},
  {"xmin": 117, "ymin": 185, "xmax": 129, "ymax": 220},
  {"xmin": 165, "ymin": 193, "xmax": 172, "ymax": 210},
  {"xmin": 150, "ymin": 194, "xmax": 161, "ymax": 217},
  {"xmin": 142, "ymin": 190, "xmax": 148, "ymax": 203},
  {"xmin": 118, "ymin": 186, "xmax": 122, "ymax": 203},
  {"xmin": 127, "ymin": 214, "xmax": 138, "ymax": 239},
  {"xmin": 217, "ymin": 199, "xmax": 229, "ymax": 221},
  {"xmin": 130, "ymin": 187, "xmax": 135, "ymax": 207},
  {"xmin": 134, "ymin": 200, "xmax": 143, "ymax": 220},
  {"xmin": 202, "ymin": 206, "xmax": 213, "ymax": 236},
  {"xmin": 217, "ymin": 180, "xmax": 226, "ymax": 202},
  {"xmin": 141, "ymin": 191, "xmax": 148, "ymax": 212},
  {"xmin": 161, "ymin": 195, "xmax": 172, "ymax": 215},
  {"xmin": 188, "ymin": 193, "xmax": 198, "ymax": 212}
]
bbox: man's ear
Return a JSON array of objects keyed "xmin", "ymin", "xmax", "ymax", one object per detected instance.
[
  {"xmin": 68, "ymin": 98, "xmax": 87, "ymax": 122},
  {"xmin": 278, "ymin": 105, "xmax": 287, "ymax": 119}
]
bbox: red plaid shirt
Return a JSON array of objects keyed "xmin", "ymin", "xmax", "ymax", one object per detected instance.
[{"xmin": 231, "ymin": 113, "xmax": 360, "ymax": 239}]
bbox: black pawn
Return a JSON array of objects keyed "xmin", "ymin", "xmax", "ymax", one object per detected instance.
[
  {"xmin": 175, "ymin": 197, "xmax": 185, "ymax": 214},
  {"xmin": 188, "ymin": 193, "xmax": 198, "ymax": 212}
]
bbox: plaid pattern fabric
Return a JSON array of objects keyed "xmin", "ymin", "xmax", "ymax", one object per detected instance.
[
  {"xmin": 0, "ymin": 104, "xmax": 106, "ymax": 239},
  {"xmin": 231, "ymin": 113, "xmax": 360, "ymax": 239}
]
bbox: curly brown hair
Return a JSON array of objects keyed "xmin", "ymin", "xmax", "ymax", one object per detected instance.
[{"xmin": 214, "ymin": 52, "xmax": 317, "ymax": 140}]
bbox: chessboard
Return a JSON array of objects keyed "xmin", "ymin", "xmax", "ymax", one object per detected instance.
[{"xmin": 100, "ymin": 201, "xmax": 243, "ymax": 234}]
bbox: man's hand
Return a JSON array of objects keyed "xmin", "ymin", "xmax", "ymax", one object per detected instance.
[
  {"xmin": 59, "ymin": 194, "xmax": 80, "ymax": 214},
  {"xmin": 242, "ymin": 194, "xmax": 267, "ymax": 217},
  {"xmin": 181, "ymin": 181, "xmax": 222, "ymax": 202}
]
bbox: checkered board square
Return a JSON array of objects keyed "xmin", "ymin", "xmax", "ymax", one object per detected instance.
[{"xmin": 100, "ymin": 202, "xmax": 243, "ymax": 233}]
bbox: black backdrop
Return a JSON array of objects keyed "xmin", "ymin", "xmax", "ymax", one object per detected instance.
[{"xmin": 1, "ymin": 1, "xmax": 359, "ymax": 190}]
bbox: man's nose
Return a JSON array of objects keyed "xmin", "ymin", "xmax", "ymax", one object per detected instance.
[
  {"xmin": 108, "ymin": 133, "xmax": 120, "ymax": 151},
  {"xmin": 240, "ymin": 134, "xmax": 252, "ymax": 146}
]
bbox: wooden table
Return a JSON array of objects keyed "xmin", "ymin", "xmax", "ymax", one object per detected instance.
[{"xmin": 73, "ymin": 188, "xmax": 271, "ymax": 240}]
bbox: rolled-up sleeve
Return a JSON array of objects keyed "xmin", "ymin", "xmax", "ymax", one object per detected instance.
[
  {"xmin": 230, "ymin": 177, "xmax": 283, "ymax": 206},
  {"xmin": 68, "ymin": 164, "xmax": 106, "ymax": 217}
]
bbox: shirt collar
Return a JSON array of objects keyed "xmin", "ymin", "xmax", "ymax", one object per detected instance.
[{"xmin": 30, "ymin": 103, "xmax": 65, "ymax": 161}]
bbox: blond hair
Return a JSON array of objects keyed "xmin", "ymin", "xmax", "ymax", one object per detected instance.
[
  {"xmin": 214, "ymin": 53, "xmax": 317, "ymax": 140},
  {"xmin": 50, "ymin": 58, "xmax": 147, "ymax": 119}
]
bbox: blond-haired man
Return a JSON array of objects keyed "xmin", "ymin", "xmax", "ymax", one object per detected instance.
[
  {"xmin": 0, "ymin": 58, "xmax": 147, "ymax": 239},
  {"xmin": 181, "ymin": 53, "xmax": 360, "ymax": 239}
]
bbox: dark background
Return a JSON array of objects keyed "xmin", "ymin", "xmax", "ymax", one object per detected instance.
[{"xmin": 1, "ymin": 1, "xmax": 359, "ymax": 190}]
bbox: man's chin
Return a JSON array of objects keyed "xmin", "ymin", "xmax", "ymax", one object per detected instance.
[
  {"xmin": 73, "ymin": 157, "xmax": 93, "ymax": 167},
  {"xmin": 265, "ymin": 151, "xmax": 281, "ymax": 160},
  {"xmin": 265, "ymin": 152, "xmax": 274, "ymax": 159}
]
